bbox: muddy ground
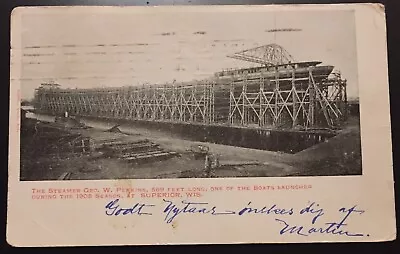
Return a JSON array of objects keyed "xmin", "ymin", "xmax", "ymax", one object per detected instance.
[{"xmin": 20, "ymin": 116, "xmax": 362, "ymax": 181}]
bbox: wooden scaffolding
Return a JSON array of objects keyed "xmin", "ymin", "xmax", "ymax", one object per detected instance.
[
  {"xmin": 227, "ymin": 67, "xmax": 347, "ymax": 130},
  {"xmin": 33, "ymin": 43, "xmax": 348, "ymax": 131},
  {"xmin": 34, "ymin": 82, "xmax": 215, "ymax": 124}
]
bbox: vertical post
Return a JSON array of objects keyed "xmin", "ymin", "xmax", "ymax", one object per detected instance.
[
  {"xmin": 343, "ymin": 79, "xmax": 348, "ymax": 121},
  {"xmin": 292, "ymin": 69, "xmax": 298, "ymax": 127},
  {"xmin": 179, "ymin": 85, "xmax": 183, "ymax": 122},
  {"xmin": 146, "ymin": 86, "xmax": 150, "ymax": 120},
  {"xmin": 191, "ymin": 85, "xmax": 195, "ymax": 122},
  {"xmin": 161, "ymin": 85, "xmax": 166, "ymax": 121},
  {"xmin": 259, "ymin": 74, "xmax": 264, "ymax": 127},
  {"xmin": 242, "ymin": 77, "xmax": 247, "ymax": 126},
  {"xmin": 152, "ymin": 85, "xmax": 157, "ymax": 120},
  {"xmin": 156, "ymin": 86, "xmax": 160, "ymax": 120},
  {"xmin": 182, "ymin": 85, "xmax": 187, "ymax": 122},
  {"xmin": 274, "ymin": 66, "xmax": 279, "ymax": 127},
  {"xmin": 209, "ymin": 83, "xmax": 213, "ymax": 123},
  {"xmin": 203, "ymin": 82, "xmax": 207, "ymax": 123},
  {"xmin": 126, "ymin": 89, "xmax": 131, "ymax": 119},
  {"xmin": 81, "ymin": 139, "xmax": 85, "ymax": 153},
  {"xmin": 175, "ymin": 84, "xmax": 179, "ymax": 121},
  {"xmin": 209, "ymin": 82, "xmax": 212, "ymax": 123},
  {"xmin": 131, "ymin": 87, "xmax": 139, "ymax": 120},
  {"xmin": 229, "ymin": 81, "xmax": 234, "ymax": 125},
  {"xmin": 141, "ymin": 85, "xmax": 144, "ymax": 120},
  {"xmin": 115, "ymin": 91, "xmax": 119, "ymax": 119},
  {"xmin": 212, "ymin": 82, "xmax": 215, "ymax": 123},
  {"xmin": 308, "ymin": 68, "xmax": 315, "ymax": 127},
  {"xmin": 137, "ymin": 86, "xmax": 141, "ymax": 120}
]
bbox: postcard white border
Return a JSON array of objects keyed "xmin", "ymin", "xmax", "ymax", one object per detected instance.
[{"xmin": 7, "ymin": 4, "xmax": 396, "ymax": 246}]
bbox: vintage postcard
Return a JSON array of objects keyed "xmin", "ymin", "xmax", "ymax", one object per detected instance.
[{"xmin": 7, "ymin": 4, "xmax": 396, "ymax": 246}]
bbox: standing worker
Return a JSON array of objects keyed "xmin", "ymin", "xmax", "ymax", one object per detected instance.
[
  {"xmin": 204, "ymin": 154, "xmax": 212, "ymax": 176},
  {"xmin": 213, "ymin": 154, "xmax": 220, "ymax": 169}
]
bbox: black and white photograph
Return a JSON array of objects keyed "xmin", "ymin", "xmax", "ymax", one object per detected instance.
[{"xmin": 17, "ymin": 7, "xmax": 361, "ymax": 181}]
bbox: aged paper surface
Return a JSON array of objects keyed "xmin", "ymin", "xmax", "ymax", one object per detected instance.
[{"xmin": 7, "ymin": 4, "xmax": 395, "ymax": 246}]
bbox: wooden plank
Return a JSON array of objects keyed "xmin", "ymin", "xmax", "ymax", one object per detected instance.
[
  {"xmin": 58, "ymin": 172, "xmax": 71, "ymax": 180},
  {"xmin": 102, "ymin": 139, "xmax": 149, "ymax": 147},
  {"xmin": 120, "ymin": 149, "xmax": 166, "ymax": 158},
  {"xmin": 124, "ymin": 151, "xmax": 177, "ymax": 162},
  {"xmin": 108, "ymin": 143, "xmax": 158, "ymax": 150}
]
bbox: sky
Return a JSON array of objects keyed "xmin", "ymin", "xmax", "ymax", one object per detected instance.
[{"xmin": 11, "ymin": 6, "xmax": 358, "ymax": 100}]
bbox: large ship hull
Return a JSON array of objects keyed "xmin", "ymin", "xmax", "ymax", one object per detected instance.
[{"xmin": 215, "ymin": 65, "xmax": 335, "ymax": 83}]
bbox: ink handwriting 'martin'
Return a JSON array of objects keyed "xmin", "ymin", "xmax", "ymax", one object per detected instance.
[
  {"xmin": 275, "ymin": 205, "xmax": 366, "ymax": 237},
  {"xmin": 104, "ymin": 199, "xmax": 367, "ymax": 237}
]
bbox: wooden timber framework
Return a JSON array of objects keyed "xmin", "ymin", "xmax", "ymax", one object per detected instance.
[
  {"xmin": 34, "ymin": 82, "xmax": 216, "ymax": 124},
  {"xmin": 227, "ymin": 67, "xmax": 347, "ymax": 129},
  {"xmin": 34, "ymin": 67, "xmax": 347, "ymax": 131}
]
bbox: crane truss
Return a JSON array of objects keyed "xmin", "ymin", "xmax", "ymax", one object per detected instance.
[{"xmin": 227, "ymin": 43, "xmax": 296, "ymax": 66}]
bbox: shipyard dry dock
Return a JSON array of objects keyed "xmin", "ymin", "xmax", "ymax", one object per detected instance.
[{"xmin": 21, "ymin": 44, "xmax": 361, "ymax": 180}]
